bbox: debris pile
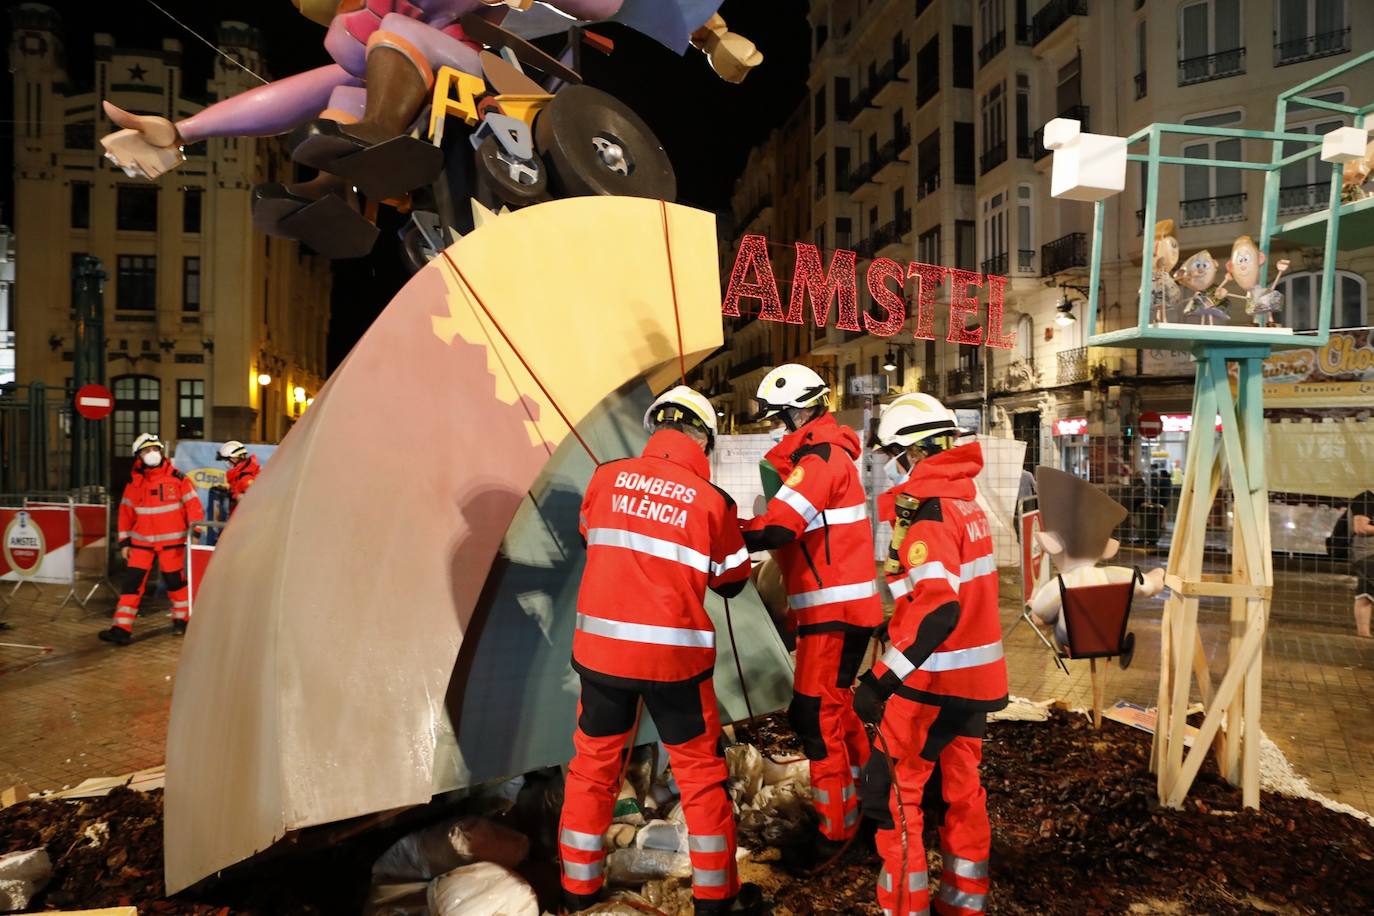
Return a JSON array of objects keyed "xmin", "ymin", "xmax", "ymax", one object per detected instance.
[{"xmin": 2, "ymin": 710, "xmax": 1372, "ymax": 913}]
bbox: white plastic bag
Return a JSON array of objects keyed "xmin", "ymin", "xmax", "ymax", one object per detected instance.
[
  {"xmin": 372, "ymin": 816, "xmax": 530, "ymax": 881},
  {"xmin": 605, "ymin": 847, "xmax": 692, "ymax": 884},
  {"xmin": 0, "ymin": 848, "xmax": 51, "ymax": 913},
  {"xmin": 426, "ymin": 862, "xmax": 538, "ymax": 916},
  {"xmin": 634, "ymin": 819, "xmax": 688, "ymax": 853}
]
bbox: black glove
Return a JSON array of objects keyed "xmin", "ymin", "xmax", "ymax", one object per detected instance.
[{"xmin": 852, "ymin": 671, "xmax": 890, "ymax": 725}]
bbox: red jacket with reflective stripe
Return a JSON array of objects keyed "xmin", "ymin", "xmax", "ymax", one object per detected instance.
[
  {"xmin": 573, "ymin": 430, "xmax": 752, "ymax": 685},
  {"xmin": 226, "ymin": 454, "xmax": 260, "ymax": 507},
  {"xmin": 118, "ymin": 460, "xmax": 204, "ymax": 549},
  {"xmin": 742, "ymin": 414, "xmax": 881, "ymax": 630},
  {"xmin": 872, "ymin": 443, "xmax": 1007, "ymax": 710}
]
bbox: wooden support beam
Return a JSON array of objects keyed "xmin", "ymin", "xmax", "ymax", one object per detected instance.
[
  {"xmin": 1166, "ymin": 610, "xmax": 1266, "ymax": 807},
  {"xmin": 1165, "ymin": 576, "xmax": 1272, "ymax": 600}
]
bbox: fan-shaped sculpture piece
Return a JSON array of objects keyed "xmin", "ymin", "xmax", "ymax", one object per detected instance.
[{"xmin": 163, "ymin": 197, "xmax": 778, "ymax": 892}]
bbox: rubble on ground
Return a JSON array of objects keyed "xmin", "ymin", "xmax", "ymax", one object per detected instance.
[{"xmin": 1, "ymin": 710, "xmax": 1372, "ymax": 914}]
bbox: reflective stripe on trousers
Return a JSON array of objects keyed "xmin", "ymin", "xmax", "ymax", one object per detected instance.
[
  {"xmin": 688, "ymin": 834, "xmax": 728, "ymax": 853},
  {"xmin": 561, "ymin": 858, "xmax": 603, "ymax": 881},
  {"xmin": 131, "ymin": 530, "xmax": 189, "ymax": 544},
  {"xmin": 820, "ymin": 805, "xmax": 860, "ymax": 833},
  {"xmin": 938, "ymin": 883, "xmax": 987, "ymax": 911},
  {"xmin": 560, "ymin": 827, "xmax": 602, "ymax": 852},
  {"xmin": 788, "ymin": 579, "xmax": 878, "ymax": 609},
  {"xmin": 942, "ymin": 851, "xmax": 989, "ymax": 879},
  {"xmin": 576, "ymin": 612, "xmax": 714, "ymax": 648},
  {"xmin": 879, "ymin": 869, "xmax": 929, "ymax": 892}
]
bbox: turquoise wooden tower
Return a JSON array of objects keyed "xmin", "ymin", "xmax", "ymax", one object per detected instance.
[{"xmin": 1048, "ymin": 51, "xmax": 1374, "ymax": 810}]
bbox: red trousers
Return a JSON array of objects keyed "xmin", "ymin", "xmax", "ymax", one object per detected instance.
[
  {"xmin": 559, "ymin": 673, "xmax": 738, "ymax": 903},
  {"xmin": 873, "ymin": 697, "xmax": 991, "ymax": 915},
  {"xmin": 790, "ymin": 626, "xmax": 872, "ymax": 840},
  {"xmin": 112, "ymin": 545, "xmax": 189, "ymax": 632}
]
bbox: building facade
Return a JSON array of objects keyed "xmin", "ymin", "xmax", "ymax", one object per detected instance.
[
  {"xmin": 713, "ymin": 0, "xmax": 1372, "ymax": 483},
  {"xmin": 8, "ymin": 3, "xmax": 331, "ymax": 454}
]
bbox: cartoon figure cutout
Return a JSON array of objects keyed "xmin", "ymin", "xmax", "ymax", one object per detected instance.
[
  {"xmin": 1216, "ymin": 236, "xmax": 1290, "ymax": 327},
  {"xmin": 1175, "ymin": 250, "xmax": 1229, "ymax": 325}
]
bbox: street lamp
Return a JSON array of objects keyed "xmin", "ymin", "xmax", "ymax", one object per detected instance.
[
  {"xmin": 882, "ymin": 350, "xmax": 898, "ymax": 372},
  {"xmin": 1054, "ymin": 300, "xmax": 1077, "ymax": 327},
  {"xmin": 293, "ymin": 386, "xmax": 306, "ymax": 403},
  {"xmin": 257, "ymin": 372, "xmax": 272, "ymax": 386}
]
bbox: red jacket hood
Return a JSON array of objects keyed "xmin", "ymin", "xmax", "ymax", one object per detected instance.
[
  {"xmin": 765, "ymin": 413, "xmax": 862, "ymax": 474},
  {"xmin": 641, "ymin": 429, "xmax": 711, "ymax": 480},
  {"xmin": 131, "ymin": 459, "xmax": 176, "ymax": 483},
  {"xmin": 878, "ymin": 441, "xmax": 983, "ymax": 518}
]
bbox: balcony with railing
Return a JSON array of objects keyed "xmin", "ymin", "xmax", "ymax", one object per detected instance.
[
  {"xmin": 1275, "ymin": 28, "xmax": 1350, "ymax": 67},
  {"xmin": 1180, "ymin": 192, "xmax": 1246, "ymax": 227},
  {"xmin": 1015, "ymin": 21, "xmax": 1033, "ymax": 45},
  {"xmin": 875, "ymin": 52, "xmax": 910, "ymax": 106},
  {"xmin": 1041, "ymin": 232, "xmax": 1088, "ymax": 275},
  {"xmin": 945, "ymin": 367, "xmax": 981, "ymax": 397},
  {"xmin": 980, "ymin": 141, "xmax": 1008, "ymax": 175},
  {"xmin": 1017, "ymin": 249, "xmax": 1036, "ymax": 273},
  {"xmin": 1278, "ymin": 182, "xmax": 1329, "ymax": 215},
  {"xmin": 873, "ymin": 218, "xmax": 906, "ymax": 255},
  {"xmin": 846, "ymin": 159, "xmax": 881, "ymax": 194},
  {"xmin": 1016, "ymin": 135, "xmax": 1036, "ymax": 159},
  {"xmin": 848, "ymin": 58, "xmax": 906, "ymax": 121},
  {"xmin": 875, "ymin": 136, "xmax": 908, "ymax": 183},
  {"xmin": 917, "ymin": 171, "xmax": 941, "ymax": 200},
  {"xmin": 918, "ymin": 374, "xmax": 942, "ymax": 397},
  {"xmin": 1134, "ymin": 71, "xmax": 1147, "ymax": 99},
  {"xmin": 1032, "ymin": 106, "xmax": 1089, "ymax": 161},
  {"xmin": 1178, "ymin": 47, "xmax": 1245, "ymax": 86},
  {"xmin": 981, "ymin": 252, "xmax": 1009, "ymax": 277},
  {"xmin": 978, "ymin": 30, "xmax": 1006, "ymax": 67},
  {"xmin": 1056, "ymin": 346, "xmax": 1090, "ymax": 385},
  {"xmin": 1032, "ymin": 0, "xmax": 1087, "ymax": 46}
]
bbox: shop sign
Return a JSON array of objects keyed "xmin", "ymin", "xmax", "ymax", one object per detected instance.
[
  {"xmin": 1053, "ymin": 417, "xmax": 1088, "ymax": 436},
  {"xmin": 721, "ymin": 234, "xmax": 1015, "ymax": 347},
  {"xmin": 1158, "ymin": 414, "xmax": 1223, "ymax": 433},
  {"xmin": 1260, "ymin": 328, "xmax": 1374, "ymax": 405}
]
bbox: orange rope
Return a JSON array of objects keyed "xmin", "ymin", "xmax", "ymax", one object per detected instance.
[{"xmin": 439, "ymin": 248, "xmax": 601, "ymax": 466}]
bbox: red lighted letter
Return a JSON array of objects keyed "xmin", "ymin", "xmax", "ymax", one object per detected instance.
[
  {"xmin": 864, "ymin": 258, "xmax": 907, "ymax": 337},
  {"xmin": 907, "ymin": 262, "xmax": 947, "ymax": 341},
  {"xmin": 787, "ymin": 242, "xmax": 860, "ymax": 330},
  {"xmin": 721, "ymin": 234, "xmax": 781, "ymax": 319},
  {"xmin": 984, "ymin": 273, "xmax": 1015, "ymax": 349},
  {"xmin": 946, "ymin": 269, "xmax": 985, "ymax": 345}
]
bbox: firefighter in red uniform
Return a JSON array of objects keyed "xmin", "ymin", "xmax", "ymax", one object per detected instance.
[
  {"xmin": 100, "ymin": 434, "xmax": 205, "ymax": 645},
  {"xmin": 558, "ymin": 386, "xmax": 762, "ymax": 916},
  {"xmin": 852, "ymin": 397, "xmax": 1007, "ymax": 916},
  {"xmin": 217, "ymin": 440, "xmax": 260, "ymax": 514},
  {"xmin": 741, "ymin": 364, "xmax": 881, "ymax": 848}
]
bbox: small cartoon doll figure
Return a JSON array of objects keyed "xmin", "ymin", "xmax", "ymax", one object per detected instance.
[
  {"xmin": 1217, "ymin": 235, "xmax": 1290, "ymax": 327},
  {"xmin": 1174, "ymin": 249, "xmax": 1230, "ymax": 325},
  {"xmin": 1028, "ymin": 467, "xmax": 1165, "ymax": 653},
  {"xmin": 1148, "ymin": 219, "xmax": 1182, "ymax": 323},
  {"xmin": 1341, "ymin": 139, "xmax": 1374, "ymax": 203}
]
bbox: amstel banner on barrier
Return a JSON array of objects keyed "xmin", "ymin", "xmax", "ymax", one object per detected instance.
[{"xmin": 0, "ymin": 506, "xmax": 74, "ymax": 584}]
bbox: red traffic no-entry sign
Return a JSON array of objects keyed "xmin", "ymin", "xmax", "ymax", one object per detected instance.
[
  {"xmin": 74, "ymin": 384, "xmax": 115, "ymax": 420},
  {"xmin": 1138, "ymin": 411, "xmax": 1163, "ymax": 439}
]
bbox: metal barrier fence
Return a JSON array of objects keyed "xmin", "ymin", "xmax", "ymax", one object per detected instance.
[
  {"xmin": 985, "ymin": 426, "xmax": 1368, "ymax": 633},
  {"xmin": 0, "ymin": 490, "xmax": 114, "ymax": 611},
  {"xmin": 0, "ymin": 384, "xmax": 77, "ymax": 494}
]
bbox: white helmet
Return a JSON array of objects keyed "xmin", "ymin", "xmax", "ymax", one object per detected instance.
[
  {"xmin": 876, "ymin": 393, "xmax": 963, "ymax": 450},
  {"xmin": 644, "ymin": 385, "xmax": 718, "ymax": 445},
  {"xmin": 217, "ymin": 440, "xmax": 248, "ymax": 462},
  {"xmin": 753, "ymin": 364, "xmax": 829, "ymax": 421},
  {"xmin": 131, "ymin": 432, "xmax": 165, "ymax": 457}
]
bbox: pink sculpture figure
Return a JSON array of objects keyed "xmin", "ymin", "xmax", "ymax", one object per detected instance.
[{"xmin": 100, "ymin": 1, "xmax": 627, "ymax": 255}]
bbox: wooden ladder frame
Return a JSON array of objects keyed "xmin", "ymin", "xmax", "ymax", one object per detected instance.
[{"xmin": 1150, "ymin": 346, "xmax": 1273, "ymax": 809}]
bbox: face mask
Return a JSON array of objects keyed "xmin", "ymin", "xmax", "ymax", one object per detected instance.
[
  {"xmin": 768, "ymin": 426, "xmax": 786, "ymax": 443},
  {"xmin": 142, "ymin": 450, "xmax": 163, "ymax": 467},
  {"xmin": 884, "ymin": 454, "xmax": 910, "ymax": 486}
]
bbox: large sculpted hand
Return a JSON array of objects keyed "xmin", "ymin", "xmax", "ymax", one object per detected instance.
[{"xmin": 100, "ymin": 101, "xmax": 185, "ymax": 180}]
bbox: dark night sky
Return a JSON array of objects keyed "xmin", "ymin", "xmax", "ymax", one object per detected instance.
[{"xmin": 1, "ymin": 0, "xmax": 811, "ymax": 369}]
